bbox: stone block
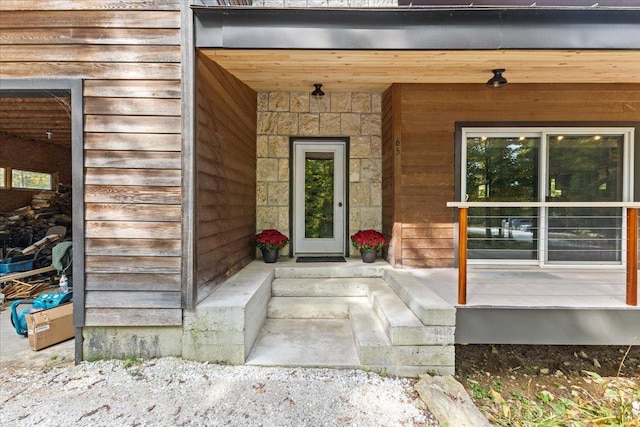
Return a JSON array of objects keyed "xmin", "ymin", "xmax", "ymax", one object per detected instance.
[
  {"xmin": 256, "ymin": 158, "xmax": 278, "ymax": 181},
  {"xmin": 319, "ymin": 113, "xmax": 341, "ymax": 134},
  {"xmin": 360, "ymin": 158, "xmax": 381, "ymax": 182},
  {"xmin": 299, "ymin": 113, "xmax": 320, "ymax": 135},
  {"xmin": 351, "ymin": 93, "xmax": 372, "ymax": 113},
  {"xmin": 257, "ymin": 135, "xmax": 269, "ymax": 157},
  {"xmin": 350, "ymin": 136, "xmax": 371, "ymax": 158},
  {"xmin": 257, "ymin": 111, "xmax": 277, "ymax": 134},
  {"xmin": 350, "ymin": 182, "xmax": 371, "ymax": 206},
  {"xmin": 278, "ymin": 159, "xmax": 289, "ymax": 181},
  {"xmin": 290, "ymin": 91, "xmax": 310, "ymax": 112},
  {"xmin": 371, "ymin": 136, "xmax": 382, "ymax": 157},
  {"xmin": 268, "ymin": 92, "xmax": 289, "ymax": 111},
  {"xmin": 371, "ymin": 182, "xmax": 382, "ymax": 206},
  {"xmin": 341, "ymin": 113, "xmax": 361, "ymax": 134},
  {"xmin": 360, "ymin": 206, "xmax": 381, "ymax": 229},
  {"xmin": 257, "ymin": 92, "xmax": 268, "ymax": 112},
  {"xmin": 257, "ymin": 206, "xmax": 278, "ymax": 229},
  {"xmin": 331, "ymin": 93, "xmax": 351, "ymax": 112},
  {"xmin": 267, "ymin": 182, "xmax": 288, "ymax": 206},
  {"xmin": 270, "ymin": 135, "xmax": 289, "ymax": 158},
  {"xmin": 372, "ymin": 93, "xmax": 382, "ymax": 112},
  {"xmin": 362, "ymin": 113, "xmax": 382, "ymax": 136},
  {"xmin": 349, "ymin": 159, "xmax": 360, "ymax": 182},
  {"xmin": 256, "ymin": 182, "xmax": 267, "ymax": 206},
  {"xmin": 277, "ymin": 112, "xmax": 297, "ymax": 134}
]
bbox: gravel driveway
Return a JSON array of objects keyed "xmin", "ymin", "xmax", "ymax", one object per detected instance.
[{"xmin": 0, "ymin": 357, "xmax": 439, "ymax": 426}]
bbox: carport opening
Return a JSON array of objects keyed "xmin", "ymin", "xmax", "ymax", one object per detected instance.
[{"xmin": 1, "ymin": 89, "xmax": 74, "ymax": 362}]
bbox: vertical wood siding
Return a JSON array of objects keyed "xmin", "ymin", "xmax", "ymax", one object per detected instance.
[
  {"xmin": 0, "ymin": 1, "xmax": 183, "ymax": 326},
  {"xmin": 195, "ymin": 52, "xmax": 257, "ymax": 293},
  {"xmin": 387, "ymin": 83, "xmax": 640, "ymax": 268}
]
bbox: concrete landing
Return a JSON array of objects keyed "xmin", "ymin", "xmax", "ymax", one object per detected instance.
[{"xmin": 246, "ymin": 318, "xmax": 361, "ymax": 368}]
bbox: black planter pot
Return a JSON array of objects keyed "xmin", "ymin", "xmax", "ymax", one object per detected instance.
[
  {"xmin": 261, "ymin": 248, "xmax": 278, "ymax": 263},
  {"xmin": 360, "ymin": 249, "xmax": 377, "ymax": 263}
]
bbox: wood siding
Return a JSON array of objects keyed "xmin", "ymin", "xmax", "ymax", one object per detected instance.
[
  {"xmin": 195, "ymin": 52, "xmax": 257, "ymax": 293},
  {"xmin": 0, "ymin": 2, "xmax": 183, "ymax": 325},
  {"xmin": 386, "ymin": 83, "xmax": 640, "ymax": 268}
]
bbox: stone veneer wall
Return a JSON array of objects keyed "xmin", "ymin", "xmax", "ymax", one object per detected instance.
[{"xmin": 256, "ymin": 91, "xmax": 382, "ymax": 254}]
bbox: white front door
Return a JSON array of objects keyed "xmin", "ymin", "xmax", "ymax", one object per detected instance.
[{"xmin": 293, "ymin": 140, "xmax": 346, "ymax": 254}]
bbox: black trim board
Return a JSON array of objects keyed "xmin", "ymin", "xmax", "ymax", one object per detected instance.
[{"xmin": 194, "ymin": 7, "xmax": 640, "ymax": 49}]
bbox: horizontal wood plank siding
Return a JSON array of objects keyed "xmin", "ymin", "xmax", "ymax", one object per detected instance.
[
  {"xmin": 0, "ymin": 2, "xmax": 183, "ymax": 324},
  {"xmin": 195, "ymin": 52, "xmax": 257, "ymax": 292},
  {"xmin": 389, "ymin": 83, "xmax": 640, "ymax": 268}
]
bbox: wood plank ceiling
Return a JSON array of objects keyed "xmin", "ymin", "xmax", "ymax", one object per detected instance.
[
  {"xmin": 200, "ymin": 49, "xmax": 640, "ymax": 93},
  {"xmin": 0, "ymin": 95, "xmax": 71, "ymax": 149}
]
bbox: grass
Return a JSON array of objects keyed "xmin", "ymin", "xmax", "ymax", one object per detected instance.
[{"xmin": 468, "ymin": 371, "xmax": 639, "ymax": 426}]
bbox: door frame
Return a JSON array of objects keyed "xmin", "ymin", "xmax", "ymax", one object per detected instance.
[{"xmin": 289, "ymin": 137, "xmax": 349, "ymax": 257}]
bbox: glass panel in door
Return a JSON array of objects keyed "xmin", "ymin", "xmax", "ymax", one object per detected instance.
[
  {"xmin": 546, "ymin": 134, "xmax": 624, "ymax": 262},
  {"xmin": 305, "ymin": 152, "xmax": 334, "ymax": 238},
  {"xmin": 466, "ymin": 135, "xmax": 540, "ymax": 260}
]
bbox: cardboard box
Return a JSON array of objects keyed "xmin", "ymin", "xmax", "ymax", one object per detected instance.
[{"xmin": 26, "ymin": 303, "xmax": 74, "ymax": 351}]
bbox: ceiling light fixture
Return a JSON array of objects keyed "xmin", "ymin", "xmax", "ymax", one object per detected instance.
[
  {"xmin": 486, "ymin": 69, "xmax": 508, "ymax": 88},
  {"xmin": 311, "ymin": 83, "xmax": 325, "ymax": 99}
]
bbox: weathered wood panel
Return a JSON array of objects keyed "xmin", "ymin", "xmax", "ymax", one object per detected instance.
[
  {"xmin": 85, "ymin": 168, "xmax": 181, "ymax": 186},
  {"xmin": 0, "ymin": 45, "xmax": 180, "ymax": 63},
  {"xmin": 0, "ymin": 29, "xmax": 180, "ymax": 45},
  {"xmin": 195, "ymin": 52, "xmax": 257, "ymax": 292},
  {"xmin": 84, "ymin": 150, "xmax": 181, "ymax": 169},
  {"xmin": 0, "ymin": 11, "xmax": 180, "ymax": 28},
  {"xmin": 0, "ymin": 63, "xmax": 180, "ymax": 79},
  {"xmin": 86, "ymin": 239, "xmax": 181, "ymax": 257},
  {"xmin": 85, "ymin": 115, "xmax": 181, "ymax": 133},
  {"xmin": 85, "ymin": 291, "xmax": 181, "ymax": 309},
  {"xmin": 84, "ymin": 132, "xmax": 181, "ymax": 151},
  {"xmin": 85, "ymin": 273, "xmax": 180, "ymax": 292},
  {"xmin": 86, "ymin": 221, "xmax": 181, "ymax": 239},
  {"xmin": 0, "ymin": 3, "xmax": 182, "ymax": 327},
  {"xmin": 0, "ymin": 1, "xmax": 181, "ymax": 11},
  {"xmin": 85, "ymin": 255, "xmax": 180, "ymax": 274},
  {"xmin": 388, "ymin": 83, "xmax": 640, "ymax": 268},
  {"xmin": 84, "ymin": 98, "xmax": 181, "ymax": 116},
  {"xmin": 85, "ymin": 185, "xmax": 180, "ymax": 204},
  {"xmin": 84, "ymin": 80, "xmax": 180, "ymax": 98}
]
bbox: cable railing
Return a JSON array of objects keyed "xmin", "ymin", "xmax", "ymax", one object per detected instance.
[{"xmin": 447, "ymin": 202, "xmax": 640, "ymax": 306}]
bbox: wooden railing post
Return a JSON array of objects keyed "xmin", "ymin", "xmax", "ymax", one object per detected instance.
[
  {"xmin": 458, "ymin": 207, "xmax": 468, "ymax": 305},
  {"xmin": 626, "ymin": 207, "xmax": 638, "ymax": 306}
]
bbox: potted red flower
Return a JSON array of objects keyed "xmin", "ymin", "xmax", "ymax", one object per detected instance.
[
  {"xmin": 253, "ymin": 229, "xmax": 289, "ymax": 263},
  {"xmin": 350, "ymin": 229, "xmax": 387, "ymax": 263}
]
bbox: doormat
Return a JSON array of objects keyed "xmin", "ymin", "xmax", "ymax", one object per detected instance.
[{"xmin": 296, "ymin": 256, "xmax": 346, "ymax": 263}]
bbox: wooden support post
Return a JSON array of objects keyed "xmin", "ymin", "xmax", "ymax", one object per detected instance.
[
  {"xmin": 626, "ymin": 208, "xmax": 638, "ymax": 306},
  {"xmin": 458, "ymin": 207, "xmax": 468, "ymax": 305}
]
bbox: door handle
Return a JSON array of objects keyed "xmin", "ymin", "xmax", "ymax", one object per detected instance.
[{"xmin": 338, "ymin": 202, "xmax": 343, "ymax": 207}]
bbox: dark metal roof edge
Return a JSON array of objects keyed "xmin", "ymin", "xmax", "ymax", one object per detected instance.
[{"xmin": 194, "ymin": 7, "xmax": 640, "ymax": 49}]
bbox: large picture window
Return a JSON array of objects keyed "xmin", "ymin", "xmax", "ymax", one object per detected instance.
[{"xmin": 461, "ymin": 127, "xmax": 634, "ymax": 265}]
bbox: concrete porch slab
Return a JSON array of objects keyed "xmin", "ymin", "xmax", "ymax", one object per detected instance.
[{"xmin": 246, "ymin": 318, "xmax": 361, "ymax": 368}]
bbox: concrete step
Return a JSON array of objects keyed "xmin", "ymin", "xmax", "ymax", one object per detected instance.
[
  {"xmin": 246, "ymin": 318, "xmax": 361, "ymax": 368},
  {"xmin": 367, "ymin": 279, "xmax": 455, "ymax": 346},
  {"xmin": 349, "ymin": 302, "xmax": 454, "ymax": 375},
  {"xmin": 267, "ymin": 296, "xmax": 366, "ymax": 319},
  {"xmin": 271, "ymin": 277, "xmax": 370, "ymax": 297}
]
